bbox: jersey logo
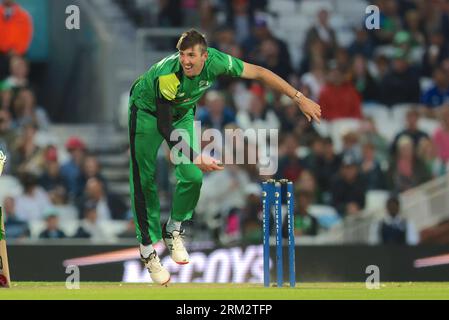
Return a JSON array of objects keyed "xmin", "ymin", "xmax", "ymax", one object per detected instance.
[
  {"xmin": 177, "ymin": 92, "xmax": 186, "ymax": 98},
  {"xmin": 198, "ymin": 80, "xmax": 211, "ymax": 91}
]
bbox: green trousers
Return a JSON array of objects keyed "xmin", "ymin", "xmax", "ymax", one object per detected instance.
[{"xmin": 128, "ymin": 105, "xmax": 203, "ymax": 245}]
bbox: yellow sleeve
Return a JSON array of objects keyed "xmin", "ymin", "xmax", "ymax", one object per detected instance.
[{"xmin": 158, "ymin": 73, "xmax": 180, "ymax": 101}]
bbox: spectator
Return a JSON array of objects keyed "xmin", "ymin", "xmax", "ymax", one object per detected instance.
[
  {"xmin": 76, "ymin": 155, "xmax": 107, "ymax": 198},
  {"xmin": 421, "ymin": 67, "xmax": 449, "ymax": 109},
  {"xmin": 369, "ymin": 196, "xmax": 419, "ymax": 245},
  {"xmin": 14, "ymin": 172, "xmax": 52, "ymax": 222},
  {"xmin": 9, "ymin": 123, "xmax": 44, "ymax": 175},
  {"xmin": 275, "ymin": 133, "xmax": 303, "ymax": 183},
  {"xmin": 243, "ymin": 14, "xmax": 291, "ymax": 72},
  {"xmin": 432, "ymin": 104, "xmax": 449, "ymax": 165},
  {"xmin": 319, "ymin": 63, "xmax": 362, "ymax": 121},
  {"xmin": 340, "ymin": 130, "xmax": 362, "ymax": 163},
  {"xmin": 0, "ymin": 82, "xmax": 13, "ymax": 109},
  {"xmin": 0, "ymin": 0, "xmax": 33, "ymax": 56},
  {"xmin": 226, "ymin": 0, "xmax": 254, "ymax": 45},
  {"xmin": 283, "ymin": 189, "xmax": 319, "ymax": 237},
  {"xmin": 313, "ymin": 137, "xmax": 342, "ymax": 202},
  {"xmin": 404, "ymin": 10, "xmax": 426, "ymax": 48},
  {"xmin": 390, "ymin": 108, "xmax": 429, "ymax": 156},
  {"xmin": 360, "ymin": 142, "xmax": 386, "ymax": 190},
  {"xmin": 38, "ymin": 146, "xmax": 68, "ymax": 193},
  {"xmin": 380, "ymin": 49, "xmax": 421, "ymax": 106},
  {"xmin": 39, "ymin": 208, "xmax": 66, "ymax": 239},
  {"xmin": 422, "ymin": 30, "xmax": 449, "ymax": 77},
  {"xmin": 358, "ymin": 117, "xmax": 390, "ymax": 165},
  {"xmin": 348, "ymin": 27, "xmax": 375, "ymax": 59},
  {"xmin": 4, "ymin": 55, "xmax": 29, "ymax": 90},
  {"xmin": 77, "ymin": 177, "xmax": 128, "ymax": 221},
  {"xmin": 240, "ymin": 183, "xmax": 263, "ymax": 244},
  {"xmin": 351, "ymin": 55, "xmax": 380, "ymax": 103},
  {"xmin": 11, "ymin": 87, "xmax": 50, "ymax": 130},
  {"xmin": 257, "ymin": 38, "xmax": 293, "ymax": 81},
  {"xmin": 236, "ymin": 84, "xmax": 280, "ymax": 134},
  {"xmin": 417, "ymin": 137, "xmax": 445, "ymax": 177},
  {"xmin": 304, "ymin": 9, "xmax": 337, "ymax": 61},
  {"xmin": 300, "ymin": 56, "xmax": 326, "ymax": 102},
  {"xmin": 73, "ymin": 201, "xmax": 112, "ymax": 241},
  {"xmin": 296, "ymin": 169, "xmax": 320, "ymax": 204},
  {"xmin": 60, "ymin": 136, "xmax": 87, "ymax": 199},
  {"xmin": 0, "ymin": 109, "xmax": 17, "ymax": 162},
  {"xmin": 158, "ymin": 0, "xmax": 183, "ymax": 27},
  {"xmin": 197, "ymin": 90, "xmax": 236, "ymax": 131},
  {"xmin": 3, "ymin": 196, "xmax": 30, "ymax": 239},
  {"xmin": 372, "ymin": 0, "xmax": 402, "ymax": 45},
  {"xmin": 330, "ymin": 154, "xmax": 366, "ymax": 217},
  {"xmin": 387, "ymin": 135, "xmax": 432, "ymax": 193}
]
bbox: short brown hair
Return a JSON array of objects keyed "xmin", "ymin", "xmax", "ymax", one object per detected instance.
[{"xmin": 176, "ymin": 29, "xmax": 208, "ymax": 53}]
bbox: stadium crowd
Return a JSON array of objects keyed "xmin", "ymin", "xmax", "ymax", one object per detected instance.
[{"xmin": 1, "ymin": 0, "xmax": 449, "ymax": 245}]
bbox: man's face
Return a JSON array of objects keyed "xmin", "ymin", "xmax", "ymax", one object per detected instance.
[{"xmin": 179, "ymin": 45, "xmax": 208, "ymax": 78}]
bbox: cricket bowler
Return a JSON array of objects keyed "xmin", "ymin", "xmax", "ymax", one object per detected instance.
[{"xmin": 128, "ymin": 29, "xmax": 321, "ymax": 284}]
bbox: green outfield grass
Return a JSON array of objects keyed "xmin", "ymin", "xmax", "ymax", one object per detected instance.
[{"xmin": 0, "ymin": 282, "xmax": 448, "ymax": 300}]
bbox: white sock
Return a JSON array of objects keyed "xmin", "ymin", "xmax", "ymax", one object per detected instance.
[
  {"xmin": 166, "ymin": 217, "xmax": 182, "ymax": 233},
  {"xmin": 140, "ymin": 244, "xmax": 154, "ymax": 258}
]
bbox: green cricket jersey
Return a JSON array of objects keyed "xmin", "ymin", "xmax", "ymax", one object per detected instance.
[{"xmin": 130, "ymin": 47, "xmax": 244, "ymax": 118}]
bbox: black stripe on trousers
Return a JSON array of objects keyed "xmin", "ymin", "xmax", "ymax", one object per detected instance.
[{"xmin": 129, "ymin": 104, "xmax": 152, "ymax": 245}]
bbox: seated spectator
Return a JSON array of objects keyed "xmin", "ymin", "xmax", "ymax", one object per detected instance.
[
  {"xmin": 404, "ymin": 10, "xmax": 426, "ymax": 48},
  {"xmin": 360, "ymin": 142, "xmax": 386, "ymax": 190},
  {"xmin": 304, "ymin": 9, "xmax": 337, "ymax": 61},
  {"xmin": 0, "ymin": 83, "xmax": 13, "ymax": 109},
  {"xmin": 422, "ymin": 31, "xmax": 449, "ymax": 77},
  {"xmin": 348, "ymin": 27, "xmax": 375, "ymax": 59},
  {"xmin": 73, "ymin": 202, "xmax": 112, "ymax": 241},
  {"xmin": 369, "ymin": 195, "xmax": 419, "ymax": 245},
  {"xmin": 39, "ymin": 208, "xmax": 66, "ymax": 239},
  {"xmin": 319, "ymin": 62, "xmax": 362, "ymax": 121},
  {"xmin": 14, "ymin": 172, "xmax": 52, "ymax": 222},
  {"xmin": 283, "ymin": 189, "xmax": 319, "ymax": 237},
  {"xmin": 197, "ymin": 90, "xmax": 235, "ymax": 131},
  {"xmin": 11, "ymin": 87, "xmax": 50, "ymax": 130},
  {"xmin": 9, "ymin": 122, "xmax": 44, "ymax": 175},
  {"xmin": 313, "ymin": 137, "xmax": 342, "ymax": 203},
  {"xmin": 236, "ymin": 84, "xmax": 280, "ymax": 133},
  {"xmin": 77, "ymin": 177, "xmax": 128, "ymax": 221},
  {"xmin": 432, "ymin": 104, "xmax": 449, "ymax": 165},
  {"xmin": 257, "ymin": 37, "xmax": 293, "ymax": 81},
  {"xmin": 340, "ymin": 130, "xmax": 362, "ymax": 163},
  {"xmin": 390, "ymin": 108, "xmax": 429, "ymax": 156},
  {"xmin": 0, "ymin": 109, "xmax": 17, "ymax": 163},
  {"xmin": 387, "ymin": 136, "xmax": 432, "ymax": 193},
  {"xmin": 76, "ymin": 155, "xmax": 107, "ymax": 198},
  {"xmin": 60, "ymin": 136, "xmax": 87, "ymax": 199},
  {"xmin": 296, "ymin": 170, "xmax": 321, "ymax": 204},
  {"xmin": 351, "ymin": 55, "xmax": 380, "ymax": 103},
  {"xmin": 4, "ymin": 55, "xmax": 29, "ymax": 90},
  {"xmin": 379, "ymin": 49, "xmax": 420, "ymax": 106},
  {"xmin": 240, "ymin": 183, "xmax": 263, "ymax": 244},
  {"xmin": 417, "ymin": 137, "xmax": 446, "ymax": 177},
  {"xmin": 330, "ymin": 154, "xmax": 366, "ymax": 217},
  {"xmin": 275, "ymin": 133, "xmax": 303, "ymax": 183},
  {"xmin": 38, "ymin": 146, "xmax": 68, "ymax": 193},
  {"xmin": 358, "ymin": 117, "xmax": 389, "ymax": 165},
  {"xmin": 3, "ymin": 196, "xmax": 30, "ymax": 239},
  {"xmin": 372, "ymin": 0, "xmax": 402, "ymax": 45},
  {"xmin": 0, "ymin": 0, "xmax": 33, "ymax": 56},
  {"xmin": 421, "ymin": 67, "xmax": 449, "ymax": 109},
  {"xmin": 300, "ymin": 56, "xmax": 326, "ymax": 102}
]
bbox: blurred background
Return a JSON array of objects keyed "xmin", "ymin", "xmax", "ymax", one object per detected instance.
[{"xmin": 1, "ymin": 0, "xmax": 449, "ymax": 283}]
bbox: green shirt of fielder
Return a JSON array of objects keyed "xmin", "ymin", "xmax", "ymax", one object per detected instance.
[{"xmin": 128, "ymin": 29, "xmax": 322, "ymax": 285}]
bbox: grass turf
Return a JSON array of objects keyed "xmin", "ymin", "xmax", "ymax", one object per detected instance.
[{"xmin": 0, "ymin": 282, "xmax": 448, "ymax": 300}]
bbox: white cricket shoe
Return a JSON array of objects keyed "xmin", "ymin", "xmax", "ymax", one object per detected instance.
[
  {"xmin": 163, "ymin": 223, "xmax": 189, "ymax": 265},
  {"xmin": 141, "ymin": 250, "xmax": 170, "ymax": 285}
]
